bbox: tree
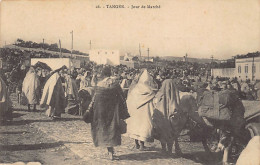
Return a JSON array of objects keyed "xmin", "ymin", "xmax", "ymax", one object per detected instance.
[
  {"xmin": 17, "ymin": 38, "xmax": 24, "ymax": 44},
  {"xmin": 49, "ymin": 43, "xmax": 58, "ymax": 51}
]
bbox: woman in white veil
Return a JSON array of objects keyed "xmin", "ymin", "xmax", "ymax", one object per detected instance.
[
  {"xmin": 125, "ymin": 69, "xmax": 158, "ymax": 150},
  {"xmin": 22, "ymin": 67, "xmax": 40, "ymax": 111}
]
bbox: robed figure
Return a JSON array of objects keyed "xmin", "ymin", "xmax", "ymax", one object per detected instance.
[
  {"xmin": 125, "ymin": 69, "xmax": 158, "ymax": 150},
  {"xmin": 22, "ymin": 67, "xmax": 40, "ymax": 111},
  {"xmin": 88, "ymin": 66, "xmax": 130, "ymax": 160},
  {"xmin": 40, "ymin": 71, "xmax": 66, "ymax": 119},
  {"xmin": 64, "ymin": 74, "xmax": 79, "ymax": 115},
  {"xmin": 153, "ymin": 79, "xmax": 181, "ymax": 153},
  {"xmin": 0, "ymin": 76, "xmax": 12, "ymax": 123}
]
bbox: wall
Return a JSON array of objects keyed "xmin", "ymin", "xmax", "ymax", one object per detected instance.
[
  {"xmin": 120, "ymin": 60, "xmax": 139, "ymax": 68},
  {"xmin": 89, "ymin": 50, "xmax": 120, "ymax": 65},
  {"xmin": 31, "ymin": 58, "xmax": 80, "ymax": 70},
  {"xmin": 73, "ymin": 55, "xmax": 89, "ymax": 66},
  {"xmin": 211, "ymin": 68, "xmax": 236, "ymax": 78}
]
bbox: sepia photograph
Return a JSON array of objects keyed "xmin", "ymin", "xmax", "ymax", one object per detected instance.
[{"xmin": 0, "ymin": 0, "xmax": 260, "ymax": 164}]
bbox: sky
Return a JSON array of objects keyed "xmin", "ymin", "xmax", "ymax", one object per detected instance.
[{"xmin": 0, "ymin": 0, "xmax": 260, "ymax": 59}]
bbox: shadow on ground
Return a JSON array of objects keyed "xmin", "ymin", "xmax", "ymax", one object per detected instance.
[
  {"xmin": 118, "ymin": 151, "xmax": 180, "ymax": 161},
  {"xmin": 0, "ymin": 142, "xmax": 63, "ymax": 151},
  {"xmin": 11, "ymin": 112, "xmax": 25, "ymax": 118},
  {"xmin": 0, "ymin": 131, "xmax": 29, "ymax": 134},
  {"xmin": 13, "ymin": 108, "xmax": 46, "ymax": 113},
  {"xmin": 118, "ymin": 150, "xmax": 225, "ymax": 165},
  {"xmin": 181, "ymin": 152, "xmax": 226, "ymax": 165},
  {"xmin": 0, "ymin": 117, "xmax": 83, "ymax": 126},
  {"xmin": 61, "ymin": 141, "xmax": 92, "ymax": 144}
]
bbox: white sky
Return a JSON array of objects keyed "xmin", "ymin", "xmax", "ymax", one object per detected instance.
[{"xmin": 0, "ymin": 0, "xmax": 260, "ymax": 59}]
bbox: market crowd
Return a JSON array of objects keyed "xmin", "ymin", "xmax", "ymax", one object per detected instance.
[{"xmin": 1, "ymin": 60, "xmax": 260, "ymax": 162}]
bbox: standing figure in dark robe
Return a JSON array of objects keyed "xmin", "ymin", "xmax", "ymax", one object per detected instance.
[
  {"xmin": 40, "ymin": 67, "xmax": 66, "ymax": 120},
  {"xmin": 153, "ymin": 79, "xmax": 181, "ymax": 154},
  {"xmin": 0, "ymin": 76, "xmax": 12, "ymax": 123},
  {"xmin": 255, "ymin": 80, "xmax": 260, "ymax": 100},
  {"xmin": 64, "ymin": 73, "xmax": 79, "ymax": 115},
  {"xmin": 89, "ymin": 66, "xmax": 130, "ymax": 160}
]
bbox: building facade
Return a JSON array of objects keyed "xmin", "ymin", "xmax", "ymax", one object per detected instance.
[
  {"xmin": 236, "ymin": 56, "xmax": 260, "ymax": 81},
  {"xmin": 89, "ymin": 49, "xmax": 120, "ymax": 65},
  {"xmin": 211, "ymin": 56, "xmax": 260, "ymax": 81}
]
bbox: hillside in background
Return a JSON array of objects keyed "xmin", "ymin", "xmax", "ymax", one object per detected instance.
[
  {"xmin": 14, "ymin": 39, "xmax": 88, "ymax": 56},
  {"xmin": 159, "ymin": 56, "xmax": 219, "ymax": 63},
  {"xmin": 3, "ymin": 44, "xmax": 87, "ymax": 58}
]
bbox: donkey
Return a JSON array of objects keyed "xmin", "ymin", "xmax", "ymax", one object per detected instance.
[
  {"xmin": 163, "ymin": 91, "xmax": 252, "ymax": 164},
  {"xmin": 158, "ymin": 93, "xmax": 215, "ymax": 156}
]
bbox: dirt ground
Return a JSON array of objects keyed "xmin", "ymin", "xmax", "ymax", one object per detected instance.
[
  {"xmin": 1, "ymin": 94, "xmax": 250, "ymax": 165},
  {"xmin": 0, "ymin": 110, "xmax": 220, "ymax": 165},
  {"xmin": 0, "ymin": 111, "xmax": 88, "ymax": 165}
]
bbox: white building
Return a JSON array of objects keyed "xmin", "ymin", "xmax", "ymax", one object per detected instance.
[
  {"xmin": 123, "ymin": 53, "xmax": 133, "ymax": 61},
  {"xmin": 236, "ymin": 56, "xmax": 260, "ymax": 81},
  {"xmin": 89, "ymin": 49, "xmax": 120, "ymax": 65},
  {"xmin": 211, "ymin": 56, "xmax": 260, "ymax": 81}
]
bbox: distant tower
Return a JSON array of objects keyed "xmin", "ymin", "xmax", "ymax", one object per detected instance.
[
  {"xmin": 70, "ymin": 30, "xmax": 73, "ymax": 57},
  {"xmin": 183, "ymin": 53, "xmax": 188, "ymax": 62},
  {"xmin": 43, "ymin": 39, "xmax": 45, "ymax": 53},
  {"xmin": 147, "ymin": 48, "xmax": 150, "ymax": 61},
  {"xmin": 211, "ymin": 55, "xmax": 214, "ymax": 63},
  {"xmin": 139, "ymin": 43, "xmax": 141, "ymax": 57}
]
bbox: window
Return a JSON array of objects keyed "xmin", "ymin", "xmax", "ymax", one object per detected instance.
[
  {"xmin": 238, "ymin": 66, "xmax": 241, "ymax": 73},
  {"xmin": 253, "ymin": 65, "xmax": 256, "ymax": 73},
  {"xmin": 245, "ymin": 65, "xmax": 248, "ymax": 73}
]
